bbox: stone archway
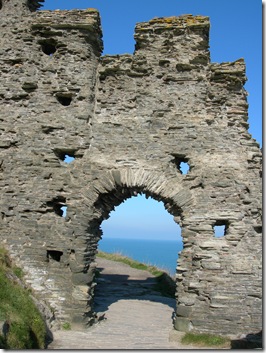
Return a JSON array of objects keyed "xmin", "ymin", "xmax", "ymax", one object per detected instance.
[
  {"xmin": 84, "ymin": 167, "xmax": 191, "ymax": 261},
  {"xmin": 67, "ymin": 166, "xmax": 261, "ymax": 335},
  {"xmin": 71, "ymin": 168, "xmax": 192, "ymax": 327},
  {"xmin": 0, "ymin": 2, "xmax": 262, "ymax": 337},
  {"xmin": 92, "ymin": 192, "xmax": 182, "ymax": 329}
]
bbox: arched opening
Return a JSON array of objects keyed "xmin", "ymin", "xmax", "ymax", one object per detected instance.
[
  {"xmin": 92, "ymin": 190, "xmax": 184, "ymax": 329},
  {"xmin": 99, "ymin": 194, "xmax": 183, "ymax": 276}
]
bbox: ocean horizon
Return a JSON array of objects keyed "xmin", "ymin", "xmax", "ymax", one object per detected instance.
[{"xmin": 98, "ymin": 237, "xmax": 183, "ymax": 276}]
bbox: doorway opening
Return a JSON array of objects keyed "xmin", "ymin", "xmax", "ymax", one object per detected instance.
[
  {"xmin": 93, "ymin": 192, "xmax": 183, "ymax": 326},
  {"xmin": 98, "ymin": 194, "xmax": 183, "ymax": 276}
]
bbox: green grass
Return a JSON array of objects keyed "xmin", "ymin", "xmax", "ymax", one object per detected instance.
[
  {"xmin": 97, "ymin": 250, "xmax": 164, "ymax": 276},
  {"xmin": 97, "ymin": 250, "xmax": 175, "ymax": 298},
  {"xmin": 13, "ymin": 266, "xmax": 24, "ymax": 279},
  {"xmin": 181, "ymin": 332, "xmax": 230, "ymax": 348},
  {"xmin": 0, "ymin": 248, "xmax": 47, "ymax": 349},
  {"xmin": 62, "ymin": 322, "xmax": 71, "ymax": 330}
]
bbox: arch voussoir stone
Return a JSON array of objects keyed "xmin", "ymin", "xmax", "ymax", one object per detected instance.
[{"xmin": 100, "ymin": 168, "xmax": 194, "ymax": 214}]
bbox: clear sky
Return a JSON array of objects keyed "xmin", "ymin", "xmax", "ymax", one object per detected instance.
[{"xmin": 42, "ymin": 0, "xmax": 262, "ymax": 240}]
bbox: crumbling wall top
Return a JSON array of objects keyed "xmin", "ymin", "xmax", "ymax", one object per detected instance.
[
  {"xmin": 0, "ymin": 0, "xmax": 44, "ymax": 13},
  {"xmin": 33, "ymin": 8, "xmax": 102, "ymax": 32},
  {"xmin": 134, "ymin": 14, "xmax": 210, "ymax": 60},
  {"xmin": 136, "ymin": 14, "xmax": 210, "ymax": 30},
  {"xmin": 32, "ymin": 8, "xmax": 103, "ymax": 55}
]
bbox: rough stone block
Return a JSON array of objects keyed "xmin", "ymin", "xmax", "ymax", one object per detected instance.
[
  {"xmin": 176, "ymin": 305, "xmax": 192, "ymax": 318},
  {"xmin": 174, "ymin": 317, "xmax": 192, "ymax": 332},
  {"xmin": 72, "ymin": 271, "xmax": 94, "ymax": 286}
]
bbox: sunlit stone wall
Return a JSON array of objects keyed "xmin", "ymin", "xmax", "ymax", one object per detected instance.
[{"xmin": 0, "ymin": 0, "xmax": 262, "ymax": 335}]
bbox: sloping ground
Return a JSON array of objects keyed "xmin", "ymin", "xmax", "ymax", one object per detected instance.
[
  {"xmin": 48, "ymin": 257, "xmax": 228, "ymax": 350},
  {"xmin": 0, "ymin": 248, "xmax": 47, "ymax": 349}
]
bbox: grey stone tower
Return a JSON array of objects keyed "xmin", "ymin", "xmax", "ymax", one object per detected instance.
[{"xmin": 0, "ymin": 0, "xmax": 262, "ymax": 335}]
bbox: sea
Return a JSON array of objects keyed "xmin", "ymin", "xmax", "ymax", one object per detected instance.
[{"xmin": 98, "ymin": 237, "xmax": 183, "ymax": 276}]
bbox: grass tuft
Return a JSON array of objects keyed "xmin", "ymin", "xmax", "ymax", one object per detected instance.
[
  {"xmin": 62, "ymin": 322, "xmax": 71, "ymax": 330},
  {"xmin": 97, "ymin": 250, "xmax": 164, "ymax": 276},
  {"xmin": 181, "ymin": 332, "xmax": 230, "ymax": 347},
  {"xmin": 0, "ymin": 247, "xmax": 46, "ymax": 349}
]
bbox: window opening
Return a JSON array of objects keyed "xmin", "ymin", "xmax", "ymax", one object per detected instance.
[
  {"xmin": 61, "ymin": 206, "xmax": 67, "ymax": 217},
  {"xmin": 180, "ymin": 162, "xmax": 190, "ymax": 175},
  {"xmin": 47, "ymin": 250, "xmax": 63, "ymax": 262},
  {"xmin": 254, "ymin": 226, "xmax": 262, "ymax": 234},
  {"xmin": 40, "ymin": 41, "xmax": 57, "ymax": 56},
  {"xmin": 171, "ymin": 155, "xmax": 190, "ymax": 175},
  {"xmin": 213, "ymin": 221, "xmax": 228, "ymax": 238},
  {"xmin": 0, "ymin": 1, "xmax": 2, "ymax": 10},
  {"xmin": 54, "ymin": 148, "xmax": 77, "ymax": 162},
  {"xmin": 56, "ymin": 93, "xmax": 72, "ymax": 106},
  {"xmin": 64, "ymin": 155, "xmax": 75, "ymax": 163},
  {"xmin": 47, "ymin": 196, "xmax": 66, "ymax": 217}
]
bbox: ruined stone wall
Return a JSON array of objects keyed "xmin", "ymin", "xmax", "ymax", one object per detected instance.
[{"xmin": 0, "ymin": 0, "xmax": 262, "ymax": 335}]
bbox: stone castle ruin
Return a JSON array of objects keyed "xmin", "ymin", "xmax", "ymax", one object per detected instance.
[{"xmin": 0, "ymin": 0, "xmax": 262, "ymax": 336}]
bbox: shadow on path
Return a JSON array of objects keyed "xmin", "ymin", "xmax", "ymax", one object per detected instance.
[{"xmin": 93, "ymin": 261, "xmax": 176, "ymax": 314}]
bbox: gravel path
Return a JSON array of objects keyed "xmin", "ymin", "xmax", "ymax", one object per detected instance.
[{"xmin": 47, "ymin": 257, "xmax": 217, "ymax": 350}]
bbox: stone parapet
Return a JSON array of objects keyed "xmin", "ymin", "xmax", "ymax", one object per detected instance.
[
  {"xmin": 134, "ymin": 15, "xmax": 210, "ymax": 63},
  {"xmin": 33, "ymin": 9, "xmax": 103, "ymax": 55}
]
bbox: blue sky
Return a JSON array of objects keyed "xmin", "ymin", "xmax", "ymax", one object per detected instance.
[
  {"xmin": 42, "ymin": 1, "xmax": 262, "ymax": 240},
  {"xmin": 101, "ymin": 195, "xmax": 181, "ymax": 241}
]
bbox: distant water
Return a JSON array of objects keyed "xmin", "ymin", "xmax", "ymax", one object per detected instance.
[{"xmin": 98, "ymin": 237, "xmax": 183, "ymax": 276}]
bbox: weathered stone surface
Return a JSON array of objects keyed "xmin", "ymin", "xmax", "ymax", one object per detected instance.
[
  {"xmin": 176, "ymin": 305, "xmax": 192, "ymax": 318},
  {"xmin": 174, "ymin": 317, "xmax": 193, "ymax": 332},
  {"xmin": 0, "ymin": 0, "xmax": 262, "ymax": 336}
]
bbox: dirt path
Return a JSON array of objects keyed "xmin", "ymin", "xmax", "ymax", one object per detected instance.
[{"xmin": 47, "ymin": 257, "xmax": 219, "ymax": 349}]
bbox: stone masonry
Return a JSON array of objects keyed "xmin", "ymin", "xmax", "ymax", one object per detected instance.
[{"xmin": 0, "ymin": 0, "xmax": 262, "ymax": 336}]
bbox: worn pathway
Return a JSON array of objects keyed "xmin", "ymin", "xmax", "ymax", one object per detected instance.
[{"xmin": 47, "ymin": 257, "xmax": 220, "ymax": 350}]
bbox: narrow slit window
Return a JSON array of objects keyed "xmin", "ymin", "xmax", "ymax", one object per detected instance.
[{"xmin": 61, "ymin": 206, "xmax": 67, "ymax": 217}]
